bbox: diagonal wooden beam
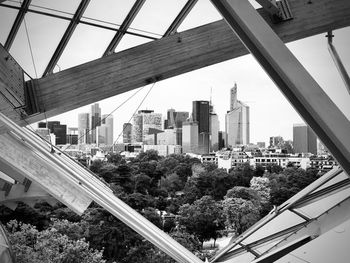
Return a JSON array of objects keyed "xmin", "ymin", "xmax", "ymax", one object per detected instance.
[{"xmin": 1, "ymin": 0, "xmax": 350, "ymax": 126}]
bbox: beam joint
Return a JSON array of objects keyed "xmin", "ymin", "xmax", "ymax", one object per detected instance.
[{"xmin": 103, "ymin": 0, "xmax": 146, "ymax": 56}]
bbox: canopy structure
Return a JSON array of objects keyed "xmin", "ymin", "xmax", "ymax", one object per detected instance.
[{"xmin": 0, "ymin": 0, "xmax": 350, "ymax": 262}]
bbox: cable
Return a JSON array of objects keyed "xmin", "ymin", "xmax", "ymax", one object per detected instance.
[
  {"xmin": 109, "ymin": 81, "xmax": 157, "ymax": 153},
  {"xmin": 23, "ymin": 15, "xmax": 38, "ymax": 78},
  {"xmin": 6, "ymin": 0, "xmax": 163, "ymax": 38},
  {"xmin": 23, "ymin": 10, "xmax": 54, "ymax": 151}
]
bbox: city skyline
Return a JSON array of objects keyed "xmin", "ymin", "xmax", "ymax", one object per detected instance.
[{"xmin": 2, "ymin": 1, "xmax": 348, "ymax": 146}]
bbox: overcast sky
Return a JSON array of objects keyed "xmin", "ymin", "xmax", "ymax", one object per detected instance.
[{"xmin": 0, "ymin": 0, "xmax": 349, "ymax": 145}]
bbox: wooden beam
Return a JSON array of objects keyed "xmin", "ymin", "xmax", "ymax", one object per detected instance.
[{"xmin": 1, "ymin": 0, "xmax": 350, "ymax": 125}]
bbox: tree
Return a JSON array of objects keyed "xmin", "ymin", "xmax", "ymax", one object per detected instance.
[
  {"xmin": 135, "ymin": 150, "xmax": 162, "ymax": 162},
  {"xmin": 133, "ymin": 173, "xmax": 152, "ymax": 194},
  {"xmin": 225, "ymin": 186, "xmax": 261, "ymax": 206},
  {"xmin": 178, "ymin": 196, "xmax": 225, "ymax": 245},
  {"xmin": 222, "ymin": 197, "xmax": 260, "ymax": 235},
  {"xmin": 160, "ymin": 173, "xmax": 184, "ymax": 195},
  {"xmin": 6, "ymin": 220, "xmax": 106, "ymax": 263},
  {"xmin": 106, "ymin": 152, "xmax": 124, "ymax": 165},
  {"xmin": 228, "ymin": 163, "xmax": 254, "ymax": 187},
  {"xmin": 250, "ymin": 177, "xmax": 270, "ymax": 204},
  {"xmin": 89, "ymin": 159, "xmax": 104, "ymax": 173},
  {"xmin": 267, "ymin": 167, "xmax": 318, "ymax": 206}
]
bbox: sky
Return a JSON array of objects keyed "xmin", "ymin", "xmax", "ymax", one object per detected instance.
[{"xmin": 0, "ymin": 0, "xmax": 349, "ymax": 146}]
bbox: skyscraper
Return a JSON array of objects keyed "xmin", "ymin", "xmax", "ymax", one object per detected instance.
[
  {"xmin": 225, "ymin": 84, "xmax": 250, "ymax": 147},
  {"xmin": 210, "ymin": 112, "xmax": 220, "ymax": 152},
  {"xmin": 123, "ymin": 123, "xmax": 132, "ymax": 143},
  {"xmin": 131, "ymin": 110, "xmax": 162, "ymax": 143},
  {"xmin": 192, "ymin": 101, "xmax": 210, "ymax": 154},
  {"xmin": 98, "ymin": 114, "xmax": 113, "ymax": 145},
  {"xmin": 182, "ymin": 121, "xmax": 199, "ymax": 153},
  {"xmin": 78, "ymin": 113, "xmax": 89, "ymax": 144},
  {"xmin": 39, "ymin": 121, "xmax": 67, "ymax": 145},
  {"xmin": 293, "ymin": 123, "xmax": 317, "ymax": 154},
  {"xmin": 165, "ymin": 109, "xmax": 189, "ymax": 129},
  {"xmin": 90, "ymin": 103, "xmax": 101, "ymax": 144}
]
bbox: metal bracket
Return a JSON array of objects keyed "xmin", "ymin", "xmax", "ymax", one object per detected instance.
[
  {"xmin": 24, "ymin": 79, "xmax": 40, "ymax": 116},
  {"xmin": 256, "ymin": 0, "xmax": 293, "ymax": 22}
]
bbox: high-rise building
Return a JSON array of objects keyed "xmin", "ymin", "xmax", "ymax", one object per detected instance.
[
  {"xmin": 218, "ymin": 131, "xmax": 225, "ymax": 150},
  {"xmin": 78, "ymin": 113, "xmax": 89, "ymax": 144},
  {"xmin": 67, "ymin": 127, "xmax": 78, "ymax": 145},
  {"xmin": 38, "ymin": 121, "xmax": 67, "ymax": 145},
  {"xmin": 210, "ymin": 112, "xmax": 219, "ymax": 152},
  {"xmin": 98, "ymin": 114, "xmax": 113, "ymax": 145},
  {"xmin": 192, "ymin": 101, "xmax": 210, "ymax": 154},
  {"xmin": 39, "ymin": 121, "xmax": 67, "ymax": 145},
  {"xmin": 165, "ymin": 109, "xmax": 189, "ymax": 129},
  {"xmin": 90, "ymin": 103, "xmax": 101, "ymax": 144},
  {"xmin": 182, "ymin": 121, "xmax": 199, "ymax": 153},
  {"xmin": 123, "ymin": 123, "xmax": 132, "ymax": 143},
  {"xmin": 269, "ymin": 136, "xmax": 284, "ymax": 148},
  {"xmin": 131, "ymin": 110, "xmax": 162, "ymax": 143},
  {"xmin": 225, "ymin": 84, "xmax": 250, "ymax": 147},
  {"xmin": 293, "ymin": 123, "xmax": 317, "ymax": 154}
]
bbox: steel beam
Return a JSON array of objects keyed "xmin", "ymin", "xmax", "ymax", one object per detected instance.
[
  {"xmin": 326, "ymin": 31, "xmax": 350, "ymax": 95},
  {"xmin": 103, "ymin": 0, "xmax": 146, "ymax": 56},
  {"xmin": 210, "ymin": 0, "xmax": 350, "ymax": 175},
  {"xmin": 42, "ymin": 0, "xmax": 90, "ymax": 76},
  {"xmin": 163, "ymin": 0, "xmax": 198, "ymax": 37},
  {"xmin": 4, "ymin": 0, "xmax": 31, "ymax": 51}
]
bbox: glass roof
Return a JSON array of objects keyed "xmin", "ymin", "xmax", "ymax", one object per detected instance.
[
  {"xmin": 0, "ymin": 6, "xmax": 18, "ymax": 44},
  {"xmin": 0, "ymin": 0, "xmax": 222, "ymax": 77}
]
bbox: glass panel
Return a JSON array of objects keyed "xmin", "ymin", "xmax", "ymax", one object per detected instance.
[
  {"xmin": 253, "ymin": 237, "xmax": 288, "ymax": 255},
  {"xmin": 295, "ymin": 187, "xmax": 350, "ymax": 218},
  {"xmin": 129, "ymin": 0, "xmax": 187, "ymax": 37},
  {"xmin": 177, "ymin": 0, "xmax": 222, "ymax": 32},
  {"xmin": 57, "ymin": 23, "xmax": 115, "ymax": 70},
  {"xmin": 9, "ymin": 13, "xmax": 69, "ymax": 77},
  {"xmin": 114, "ymin": 34, "xmax": 152, "ymax": 53},
  {"xmin": 83, "ymin": 0, "xmax": 136, "ymax": 26},
  {"xmin": 0, "ymin": 6, "xmax": 18, "ymax": 45},
  {"xmin": 243, "ymin": 210, "xmax": 304, "ymax": 244},
  {"xmin": 219, "ymin": 250, "xmax": 256, "ymax": 263},
  {"xmin": 310, "ymin": 170, "xmax": 346, "ymax": 193},
  {"xmin": 31, "ymin": 0, "xmax": 80, "ymax": 14},
  {"xmin": 2, "ymin": 0, "xmax": 21, "ymax": 8}
]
